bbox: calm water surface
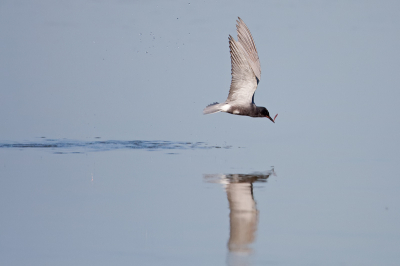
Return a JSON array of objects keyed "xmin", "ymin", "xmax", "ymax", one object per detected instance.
[
  {"xmin": 1, "ymin": 139, "xmax": 399, "ymax": 265},
  {"xmin": 1, "ymin": 0, "xmax": 400, "ymax": 265}
]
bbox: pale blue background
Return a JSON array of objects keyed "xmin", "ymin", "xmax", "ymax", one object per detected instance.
[{"xmin": 1, "ymin": 0, "xmax": 400, "ymax": 265}]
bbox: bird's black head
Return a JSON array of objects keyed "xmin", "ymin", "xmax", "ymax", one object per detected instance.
[{"xmin": 258, "ymin": 107, "xmax": 275, "ymax": 123}]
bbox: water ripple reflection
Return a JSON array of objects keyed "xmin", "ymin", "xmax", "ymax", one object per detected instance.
[
  {"xmin": 0, "ymin": 139, "xmax": 232, "ymax": 154},
  {"xmin": 204, "ymin": 168, "xmax": 276, "ymax": 266}
]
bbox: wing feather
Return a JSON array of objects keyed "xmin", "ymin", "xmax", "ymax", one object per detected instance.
[
  {"xmin": 236, "ymin": 17, "xmax": 261, "ymax": 81},
  {"xmin": 226, "ymin": 18, "xmax": 260, "ymax": 105}
]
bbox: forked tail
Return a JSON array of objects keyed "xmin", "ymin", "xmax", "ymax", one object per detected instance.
[{"xmin": 203, "ymin": 102, "xmax": 225, "ymax": 114}]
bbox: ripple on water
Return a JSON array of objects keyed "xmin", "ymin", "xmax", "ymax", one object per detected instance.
[{"xmin": 0, "ymin": 139, "xmax": 232, "ymax": 154}]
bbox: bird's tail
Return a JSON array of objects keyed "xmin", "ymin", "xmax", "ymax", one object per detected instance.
[{"xmin": 203, "ymin": 102, "xmax": 225, "ymax": 115}]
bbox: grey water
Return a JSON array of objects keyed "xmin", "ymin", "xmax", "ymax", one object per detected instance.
[
  {"xmin": 1, "ymin": 1, "xmax": 400, "ymax": 265},
  {"xmin": 0, "ymin": 139, "xmax": 231, "ymax": 154}
]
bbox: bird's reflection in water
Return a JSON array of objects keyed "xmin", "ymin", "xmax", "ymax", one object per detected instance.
[{"xmin": 204, "ymin": 168, "xmax": 276, "ymax": 266}]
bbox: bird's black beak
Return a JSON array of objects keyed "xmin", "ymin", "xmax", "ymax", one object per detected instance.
[{"xmin": 267, "ymin": 116, "xmax": 275, "ymax": 123}]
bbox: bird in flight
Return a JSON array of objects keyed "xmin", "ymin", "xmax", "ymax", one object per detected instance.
[{"xmin": 203, "ymin": 17, "xmax": 277, "ymax": 123}]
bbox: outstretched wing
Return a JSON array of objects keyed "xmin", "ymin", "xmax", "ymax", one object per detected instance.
[
  {"xmin": 226, "ymin": 18, "xmax": 261, "ymax": 105},
  {"xmin": 236, "ymin": 17, "xmax": 261, "ymax": 81}
]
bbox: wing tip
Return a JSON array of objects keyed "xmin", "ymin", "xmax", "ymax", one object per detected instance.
[{"xmin": 236, "ymin": 17, "xmax": 245, "ymax": 28}]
